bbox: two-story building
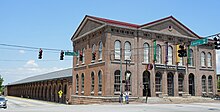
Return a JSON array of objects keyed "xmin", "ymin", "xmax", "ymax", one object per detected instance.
[{"xmin": 71, "ymin": 15, "xmax": 217, "ymax": 103}]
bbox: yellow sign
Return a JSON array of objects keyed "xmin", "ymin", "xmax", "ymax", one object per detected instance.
[
  {"xmin": 58, "ymin": 90, "xmax": 63, "ymax": 98},
  {"xmin": 176, "ymin": 45, "xmax": 180, "ymax": 63}
]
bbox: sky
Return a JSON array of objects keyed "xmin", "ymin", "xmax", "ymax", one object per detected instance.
[{"xmin": 0, "ymin": 0, "xmax": 220, "ymax": 85}]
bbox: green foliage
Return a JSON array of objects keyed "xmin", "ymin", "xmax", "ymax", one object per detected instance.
[
  {"xmin": 218, "ymin": 78, "xmax": 220, "ymax": 90},
  {"xmin": 0, "ymin": 76, "xmax": 4, "ymax": 93}
]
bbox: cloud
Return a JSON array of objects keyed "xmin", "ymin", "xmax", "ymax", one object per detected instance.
[
  {"xmin": 19, "ymin": 50, "xmax": 25, "ymax": 54},
  {"xmin": 24, "ymin": 60, "xmax": 39, "ymax": 68}
]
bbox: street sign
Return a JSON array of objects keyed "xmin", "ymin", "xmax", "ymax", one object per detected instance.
[
  {"xmin": 65, "ymin": 51, "xmax": 78, "ymax": 56},
  {"xmin": 190, "ymin": 38, "xmax": 208, "ymax": 46},
  {"xmin": 58, "ymin": 90, "xmax": 63, "ymax": 98}
]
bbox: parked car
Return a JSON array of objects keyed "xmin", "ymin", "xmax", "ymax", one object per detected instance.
[{"xmin": 0, "ymin": 97, "xmax": 7, "ymax": 109}]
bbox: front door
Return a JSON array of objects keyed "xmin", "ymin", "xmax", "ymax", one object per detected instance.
[{"xmin": 189, "ymin": 74, "xmax": 195, "ymax": 96}]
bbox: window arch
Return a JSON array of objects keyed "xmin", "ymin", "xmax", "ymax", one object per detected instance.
[
  {"xmin": 81, "ymin": 73, "xmax": 84, "ymax": 92},
  {"xmin": 124, "ymin": 41, "xmax": 131, "ymax": 60},
  {"xmin": 188, "ymin": 49, "xmax": 194, "ymax": 66},
  {"xmin": 98, "ymin": 70, "xmax": 102, "ymax": 93},
  {"xmin": 155, "ymin": 72, "xmax": 162, "ymax": 92},
  {"xmin": 114, "ymin": 40, "xmax": 121, "ymax": 59},
  {"xmin": 114, "ymin": 70, "xmax": 121, "ymax": 92},
  {"xmin": 76, "ymin": 74, "xmax": 79, "ymax": 93},
  {"xmin": 202, "ymin": 75, "xmax": 206, "ymax": 93},
  {"xmin": 167, "ymin": 46, "xmax": 173, "ymax": 65},
  {"xmin": 143, "ymin": 43, "xmax": 150, "ymax": 63},
  {"xmin": 92, "ymin": 44, "xmax": 96, "ymax": 61},
  {"xmin": 201, "ymin": 52, "xmax": 206, "ymax": 66},
  {"xmin": 91, "ymin": 72, "xmax": 95, "ymax": 92},
  {"xmin": 207, "ymin": 52, "xmax": 212, "ymax": 67},
  {"xmin": 125, "ymin": 71, "xmax": 131, "ymax": 92},
  {"xmin": 208, "ymin": 76, "xmax": 213, "ymax": 92},
  {"xmin": 99, "ymin": 41, "xmax": 103, "ymax": 60},
  {"xmin": 156, "ymin": 44, "xmax": 162, "ymax": 64}
]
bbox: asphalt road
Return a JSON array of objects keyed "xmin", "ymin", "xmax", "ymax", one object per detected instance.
[{"xmin": 1, "ymin": 96, "xmax": 220, "ymax": 112}]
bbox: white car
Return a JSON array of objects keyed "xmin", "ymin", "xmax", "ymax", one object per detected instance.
[{"xmin": 0, "ymin": 97, "xmax": 7, "ymax": 109}]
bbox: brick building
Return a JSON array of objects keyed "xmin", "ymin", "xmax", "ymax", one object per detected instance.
[
  {"xmin": 6, "ymin": 68, "xmax": 72, "ymax": 104},
  {"xmin": 71, "ymin": 15, "xmax": 217, "ymax": 103}
]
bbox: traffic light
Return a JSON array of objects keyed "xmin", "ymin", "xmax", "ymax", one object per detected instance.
[
  {"xmin": 92, "ymin": 52, "xmax": 96, "ymax": 60},
  {"xmin": 178, "ymin": 45, "xmax": 187, "ymax": 57},
  {"xmin": 38, "ymin": 48, "xmax": 43, "ymax": 59},
  {"xmin": 79, "ymin": 52, "xmax": 83, "ymax": 61},
  {"xmin": 214, "ymin": 37, "xmax": 220, "ymax": 49},
  {"xmin": 60, "ymin": 50, "xmax": 64, "ymax": 60}
]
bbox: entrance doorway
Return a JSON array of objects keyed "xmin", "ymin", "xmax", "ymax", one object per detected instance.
[
  {"xmin": 143, "ymin": 71, "xmax": 151, "ymax": 97},
  {"xmin": 167, "ymin": 72, "xmax": 174, "ymax": 96},
  {"xmin": 189, "ymin": 73, "xmax": 195, "ymax": 96}
]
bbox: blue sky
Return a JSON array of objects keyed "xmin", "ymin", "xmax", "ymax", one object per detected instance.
[{"xmin": 0, "ymin": 0, "xmax": 220, "ymax": 85}]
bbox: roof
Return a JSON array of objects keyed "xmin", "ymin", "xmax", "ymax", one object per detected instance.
[
  {"xmin": 7, "ymin": 68, "xmax": 72, "ymax": 86},
  {"xmin": 87, "ymin": 15, "xmax": 140, "ymax": 28},
  {"xmin": 71, "ymin": 15, "xmax": 201, "ymax": 40}
]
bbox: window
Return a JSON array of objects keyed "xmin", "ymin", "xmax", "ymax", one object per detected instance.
[
  {"xmin": 98, "ymin": 71, "xmax": 102, "ymax": 92},
  {"xmin": 156, "ymin": 45, "xmax": 162, "ymax": 64},
  {"xmin": 167, "ymin": 46, "xmax": 173, "ymax": 65},
  {"xmin": 81, "ymin": 73, "xmax": 84, "ymax": 92},
  {"xmin": 114, "ymin": 70, "xmax": 121, "ymax": 92},
  {"xmin": 76, "ymin": 74, "xmax": 79, "ymax": 92},
  {"xmin": 91, "ymin": 72, "xmax": 95, "ymax": 92},
  {"xmin": 207, "ymin": 52, "xmax": 212, "ymax": 67},
  {"xmin": 82, "ymin": 48, "xmax": 85, "ymax": 63},
  {"xmin": 208, "ymin": 76, "xmax": 213, "ymax": 92},
  {"xmin": 92, "ymin": 44, "xmax": 96, "ymax": 61},
  {"xmin": 99, "ymin": 41, "xmax": 103, "ymax": 60},
  {"xmin": 178, "ymin": 74, "xmax": 184, "ymax": 92},
  {"xmin": 155, "ymin": 72, "xmax": 162, "ymax": 92},
  {"xmin": 77, "ymin": 50, "xmax": 80, "ymax": 65},
  {"xmin": 124, "ymin": 41, "xmax": 131, "ymax": 60},
  {"xmin": 115, "ymin": 40, "xmax": 121, "ymax": 59},
  {"xmin": 143, "ymin": 43, "xmax": 150, "ymax": 63},
  {"xmin": 201, "ymin": 52, "xmax": 206, "ymax": 66},
  {"xmin": 188, "ymin": 49, "xmax": 194, "ymax": 66},
  {"xmin": 179, "ymin": 57, "xmax": 184, "ymax": 66},
  {"xmin": 202, "ymin": 75, "xmax": 206, "ymax": 93}
]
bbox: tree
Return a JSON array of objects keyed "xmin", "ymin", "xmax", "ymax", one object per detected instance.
[{"xmin": 0, "ymin": 75, "xmax": 4, "ymax": 94}]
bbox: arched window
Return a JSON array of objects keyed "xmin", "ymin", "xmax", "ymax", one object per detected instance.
[
  {"xmin": 98, "ymin": 71, "xmax": 102, "ymax": 93},
  {"xmin": 115, "ymin": 40, "xmax": 121, "ymax": 59},
  {"xmin": 201, "ymin": 52, "xmax": 206, "ymax": 66},
  {"xmin": 188, "ymin": 49, "xmax": 194, "ymax": 66},
  {"xmin": 77, "ymin": 50, "xmax": 80, "ymax": 65},
  {"xmin": 178, "ymin": 74, "xmax": 184, "ymax": 92},
  {"xmin": 82, "ymin": 48, "xmax": 85, "ymax": 63},
  {"xmin": 91, "ymin": 72, "xmax": 95, "ymax": 92},
  {"xmin": 76, "ymin": 74, "xmax": 79, "ymax": 93},
  {"xmin": 155, "ymin": 72, "xmax": 162, "ymax": 92},
  {"xmin": 114, "ymin": 70, "xmax": 121, "ymax": 92},
  {"xmin": 168, "ymin": 46, "xmax": 173, "ymax": 65},
  {"xmin": 92, "ymin": 44, "xmax": 96, "ymax": 61},
  {"xmin": 124, "ymin": 41, "xmax": 131, "ymax": 60},
  {"xmin": 156, "ymin": 44, "xmax": 162, "ymax": 64},
  {"xmin": 99, "ymin": 41, "xmax": 103, "ymax": 60},
  {"xmin": 207, "ymin": 52, "xmax": 212, "ymax": 67},
  {"xmin": 208, "ymin": 76, "xmax": 213, "ymax": 92},
  {"xmin": 202, "ymin": 75, "xmax": 206, "ymax": 93},
  {"xmin": 81, "ymin": 73, "xmax": 84, "ymax": 92},
  {"xmin": 143, "ymin": 43, "xmax": 150, "ymax": 63}
]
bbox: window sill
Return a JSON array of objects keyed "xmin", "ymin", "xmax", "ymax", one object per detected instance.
[{"xmin": 98, "ymin": 58, "xmax": 102, "ymax": 61}]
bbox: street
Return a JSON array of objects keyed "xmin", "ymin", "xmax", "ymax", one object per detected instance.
[{"xmin": 1, "ymin": 96, "xmax": 220, "ymax": 112}]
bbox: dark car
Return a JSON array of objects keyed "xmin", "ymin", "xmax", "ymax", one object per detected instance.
[{"xmin": 0, "ymin": 97, "xmax": 7, "ymax": 109}]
